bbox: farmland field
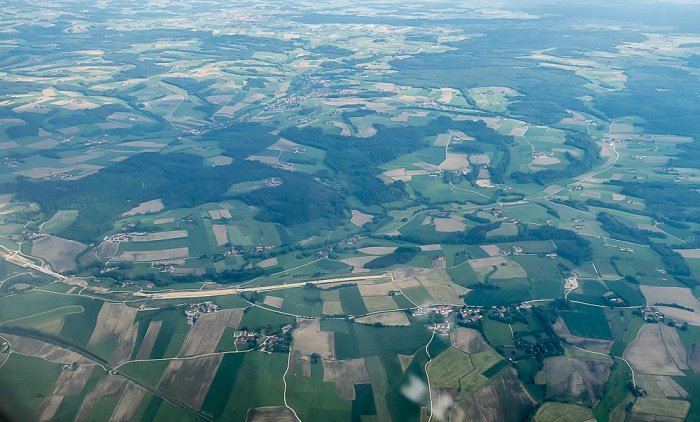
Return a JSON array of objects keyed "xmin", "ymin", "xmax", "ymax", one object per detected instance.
[
  {"xmin": 560, "ymin": 304, "xmax": 613, "ymax": 340},
  {"xmin": 2, "ymin": 0, "xmax": 700, "ymax": 420}
]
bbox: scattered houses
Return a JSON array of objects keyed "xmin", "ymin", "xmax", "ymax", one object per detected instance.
[{"xmin": 184, "ymin": 301, "xmax": 220, "ymax": 325}]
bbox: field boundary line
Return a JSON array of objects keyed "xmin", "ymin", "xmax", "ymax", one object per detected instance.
[
  {"xmin": 282, "ymin": 350, "xmax": 302, "ymax": 422},
  {"xmin": 425, "ymin": 327, "xmax": 436, "ymax": 422}
]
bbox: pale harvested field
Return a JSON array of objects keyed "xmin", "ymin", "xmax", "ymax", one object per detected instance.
[
  {"xmin": 132, "ymin": 230, "xmax": 188, "ymax": 242},
  {"xmin": 179, "ymin": 309, "xmax": 243, "ymax": 357},
  {"xmin": 470, "ymin": 256, "xmax": 507, "ymax": 269},
  {"xmin": 34, "ymin": 395, "xmax": 64, "ymax": 421},
  {"xmin": 88, "ymin": 303, "xmax": 138, "ymax": 347},
  {"xmin": 420, "ymin": 244, "xmax": 442, "ymax": 251},
  {"xmin": 245, "ymin": 406, "xmax": 299, "ymax": 422},
  {"xmin": 553, "ymin": 318, "xmax": 613, "ymax": 353},
  {"xmin": 135, "ymin": 321, "xmax": 162, "ymax": 360},
  {"xmin": 123, "ymin": 199, "xmax": 164, "ymax": 216},
  {"xmin": 509, "ymin": 126, "xmax": 528, "ymax": 137},
  {"xmin": 440, "ymin": 152, "xmax": 470, "ymax": 171},
  {"xmin": 358, "ymin": 281, "xmax": 395, "ymax": 297},
  {"xmin": 52, "ymin": 364, "xmax": 94, "ymax": 395},
  {"xmin": 480, "ymin": 245, "xmax": 502, "ymax": 257},
  {"xmin": 569, "ymin": 358, "xmax": 612, "ymax": 404},
  {"xmin": 612, "ymin": 193, "xmax": 625, "ymax": 201},
  {"xmin": 532, "ymin": 157, "xmax": 562, "ymax": 165},
  {"xmin": 657, "ymin": 307, "xmax": 700, "ymax": 326},
  {"xmin": 434, "ymin": 217, "xmax": 466, "ymax": 233},
  {"xmin": 660, "ymin": 324, "xmax": 689, "ymax": 370},
  {"xmin": 209, "ymin": 210, "xmax": 221, "ymax": 219},
  {"xmin": 653, "ymin": 375, "xmax": 688, "ymax": 399},
  {"xmin": 0, "ymin": 141, "xmax": 19, "ymax": 149},
  {"xmin": 451, "ymin": 328, "xmax": 490, "ymax": 353},
  {"xmin": 640, "ymin": 286, "xmax": 700, "ymax": 311},
  {"xmin": 74, "ymin": 376, "xmax": 127, "ymax": 421},
  {"xmin": 469, "ymin": 154, "xmax": 491, "ymax": 165},
  {"xmin": 340, "ymin": 256, "xmax": 376, "ymax": 268},
  {"xmin": 382, "ymin": 168, "xmax": 427, "ymax": 182},
  {"xmin": 205, "ymin": 94, "xmax": 235, "ymax": 103},
  {"xmin": 332, "ymin": 121, "xmax": 351, "ymax": 136},
  {"xmin": 490, "ymin": 260, "xmax": 528, "ymax": 279},
  {"xmin": 154, "ymin": 217, "xmax": 175, "ymax": 224},
  {"xmin": 638, "ymin": 223, "xmax": 665, "ymax": 233},
  {"xmin": 624, "ymin": 324, "xmax": 684, "ymax": 376},
  {"xmin": 323, "ymin": 301, "xmax": 343, "ymax": 315},
  {"xmin": 391, "ymin": 266, "xmax": 428, "ymax": 289},
  {"xmin": 2, "ymin": 334, "xmax": 93, "ymax": 364},
  {"xmin": 27, "ymin": 139, "xmax": 59, "ymax": 150},
  {"xmin": 675, "ymin": 249, "xmax": 700, "ymax": 258},
  {"xmin": 263, "ymin": 295, "xmax": 284, "ymax": 308},
  {"xmin": 209, "ymin": 155, "xmax": 234, "ymax": 166},
  {"xmin": 543, "ymin": 184, "xmax": 565, "ymax": 195},
  {"xmin": 110, "ymin": 383, "xmax": 147, "ymax": 422},
  {"xmin": 416, "ymin": 269, "xmax": 469, "ymax": 305},
  {"xmin": 356, "ymin": 312, "xmax": 410, "ymax": 326},
  {"xmin": 413, "ymin": 161, "xmax": 441, "ymax": 173},
  {"xmin": 212, "ymin": 224, "xmax": 228, "ymax": 246},
  {"xmin": 31, "ymin": 235, "xmax": 86, "ymax": 272},
  {"xmin": 323, "ymin": 358, "xmax": 370, "ymax": 399},
  {"xmin": 112, "ymin": 247, "xmax": 189, "ymax": 262},
  {"xmin": 0, "ymin": 193, "xmax": 13, "ymax": 209},
  {"xmin": 545, "ymin": 356, "xmax": 580, "ymax": 399},
  {"xmin": 292, "ymin": 318, "xmax": 334, "ymax": 359},
  {"xmin": 358, "ymin": 246, "xmax": 396, "ymax": 255},
  {"xmin": 120, "ymin": 141, "xmax": 166, "ymax": 148},
  {"xmin": 257, "ymin": 257, "xmax": 278, "ymax": 268},
  {"xmin": 158, "ymin": 354, "xmax": 223, "ymax": 410},
  {"xmin": 247, "ymin": 155, "xmax": 279, "ymax": 165},
  {"xmin": 377, "ymin": 174, "xmax": 394, "ymax": 185},
  {"xmin": 610, "ymin": 123, "xmax": 634, "ymax": 133},
  {"xmin": 357, "ymin": 125, "xmax": 377, "ymax": 137},
  {"xmin": 631, "ymin": 397, "xmax": 690, "ymax": 420},
  {"xmin": 434, "ymin": 133, "xmax": 452, "ymax": 147},
  {"xmin": 351, "ymin": 210, "xmax": 374, "ymax": 227},
  {"xmin": 362, "ymin": 296, "xmax": 398, "ymax": 312},
  {"xmin": 580, "ymin": 190, "xmax": 602, "ymax": 199},
  {"xmin": 438, "ymin": 88, "xmax": 455, "ymax": 103},
  {"xmin": 478, "ymin": 168, "xmax": 490, "ymax": 179},
  {"xmin": 375, "ymin": 83, "xmax": 400, "ymax": 92},
  {"xmin": 112, "ymin": 322, "xmax": 139, "ymax": 366}
]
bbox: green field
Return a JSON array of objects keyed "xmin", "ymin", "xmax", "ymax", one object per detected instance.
[
  {"xmin": 482, "ymin": 318, "xmax": 514, "ymax": 347},
  {"xmin": 119, "ymin": 360, "xmax": 171, "ymax": 388},
  {"xmin": 560, "ymin": 304, "xmax": 614, "ymax": 340},
  {"xmin": 535, "ymin": 402, "xmax": 595, "ymax": 422},
  {"xmin": 216, "ymin": 352, "xmax": 288, "ymax": 420},
  {"xmin": 323, "ymin": 319, "xmax": 432, "ymax": 360},
  {"xmin": 1, "ymin": 0, "xmax": 700, "ymax": 420},
  {"xmin": 428, "ymin": 347, "xmax": 476, "ymax": 388},
  {"xmin": 0, "ymin": 354, "xmax": 62, "ymax": 421},
  {"xmin": 286, "ymin": 361, "xmax": 352, "ymax": 422}
]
